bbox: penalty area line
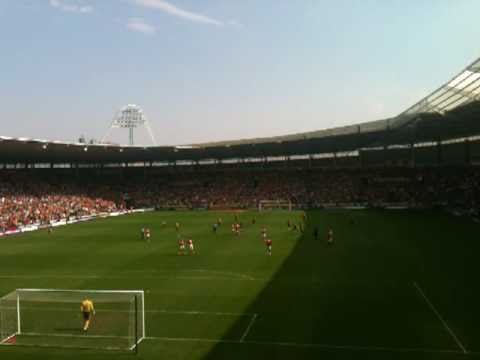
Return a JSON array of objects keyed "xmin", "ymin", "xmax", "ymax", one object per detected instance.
[
  {"xmin": 240, "ymin": 313, "xmax": 258, "ymax": 342},
  {"xmin": 413, "ymin": 282, "xmax": 467, "ymax": 354},
  {"xmin": 0, "ymin": 274, "xmax": 263, "ymax": 281}
]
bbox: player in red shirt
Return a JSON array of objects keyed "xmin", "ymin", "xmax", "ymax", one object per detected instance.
[
  {"xmin": 187, "ymin": 238, "xmax": 195, "ymax": 254},
  {"xmin": 178, "ymin": 239, "xmax": 185, "ymax": 255},
  {"xmin": 265, "ymin": 238, "xmax": 272, "ymax": 256}
]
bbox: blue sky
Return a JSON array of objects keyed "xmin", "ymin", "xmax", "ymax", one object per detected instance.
[{"xmin": 1, "ymin": 0, "xmax": 480, "ymax": 145}]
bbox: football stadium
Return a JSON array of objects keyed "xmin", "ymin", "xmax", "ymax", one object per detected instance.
[{"xmin": 2, "ymin": 2, "xmax": 480, "ymax": 360}]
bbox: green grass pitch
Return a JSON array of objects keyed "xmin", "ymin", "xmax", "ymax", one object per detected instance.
[{"xmin": 1, "ymin": 209, "xmax": 480, "ymax": 359}]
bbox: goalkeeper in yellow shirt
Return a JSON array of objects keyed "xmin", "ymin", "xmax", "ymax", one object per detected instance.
[{"xmin": 80, "ymin": 298, "xmax": 95, "ymax": 331}]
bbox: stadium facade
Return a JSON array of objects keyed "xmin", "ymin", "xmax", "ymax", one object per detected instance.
[{"xmin": 1, "ymin": 57, "xmax": 480, "ymax": 169}]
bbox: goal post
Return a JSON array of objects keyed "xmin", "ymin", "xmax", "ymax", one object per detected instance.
[
  {"xmin": 0, "ymin": 289, "xmax": 145, "ymax": 351},
  {"xmin": 258, "ymin": 199, "xmax": 292, "ymax": 211}
]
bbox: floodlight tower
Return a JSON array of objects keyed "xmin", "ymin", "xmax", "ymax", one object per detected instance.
[{"xmin": 102, "ymin": 104, "xmax": 156, "ymax": 145}]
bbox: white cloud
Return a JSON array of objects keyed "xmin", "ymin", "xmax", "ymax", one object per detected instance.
[
  {"xmin": 132, "ymin": 0, "xmax": 223, "ymax": 27},
  {"xmin": 49, "ymin": 0, "xmax": 93, "ymax": 14},
  {"xmin": 227, "ymin": 19, "xmax": 244, "ymax": 29},
  {"xmin": 126, "ymin": 18, "xmax": 156, "ymax": 35}
]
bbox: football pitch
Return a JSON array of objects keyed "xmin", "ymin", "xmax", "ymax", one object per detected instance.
[{"xmin": 1, "ymin": 209, "xmax": 480, "ymax": 359}]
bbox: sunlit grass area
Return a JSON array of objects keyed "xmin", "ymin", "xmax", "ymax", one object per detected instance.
[{"xmin": 1, "ymin": 210, "xmax": 480, "ymax": 359}]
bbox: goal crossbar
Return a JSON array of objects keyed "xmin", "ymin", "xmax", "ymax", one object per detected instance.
[{"xmin": 17, "ymin": 289, "xmax": 144, "ymax": 294}]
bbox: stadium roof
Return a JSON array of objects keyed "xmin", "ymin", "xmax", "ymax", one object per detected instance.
[
  {"xmin": 196, "ymin": 57, "xmax": 480, "ymax": 148},
  {"xmin": 2, "ymin": 56, "xmax": 480, "ymax": 164},
  {"xmin": 392, "ymin": 57, "xmax": 480, "ymax": 129}
]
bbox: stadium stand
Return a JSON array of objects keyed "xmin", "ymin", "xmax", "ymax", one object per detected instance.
[
  {"xmin": 1, "ymin": 166, "xmax": 480, "ymax": 234},
  {"xmin": 0, "ymin": 173, "xmax": 123, "ymax": 232},
  {"xmin": 1, "ymin": 57, "xmax": 480, "ymax": 234}
]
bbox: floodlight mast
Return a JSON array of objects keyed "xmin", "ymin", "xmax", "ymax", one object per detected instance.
[{"xmin": 102, "ymin": 104, "xmax": 157, "ymax": 146}]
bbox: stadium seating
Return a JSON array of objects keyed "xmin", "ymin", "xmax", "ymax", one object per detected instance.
[{"xmin": 2, "ymin": 167, "xmax": 480, "ymax": 232}]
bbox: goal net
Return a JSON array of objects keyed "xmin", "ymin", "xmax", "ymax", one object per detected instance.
[
  {"xmin": 258, "ymin": 200, "xmax": 292, "ymax": 211},
  {"xmin": 0, "ymin": 289, "xmax": 145, "ymax": 351}
]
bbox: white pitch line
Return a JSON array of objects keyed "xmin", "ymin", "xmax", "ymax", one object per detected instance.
[
  {"xmin": 413, "ymin": 282, "xmax": 467, "ymax": 354},
  {"xmin": 144, "ymin": 336, "xmax": 463, "ymax": 355},
  {"xmin": 128, "ymin": 337, "xmax": 146, "ymax": 351},
  {"xmin": 0, "ymin": 269, "xmax": 257, "ymax": 280},
  {"xmin": 22, "ymin": 332, "xmax": 127, "ymax": 339},
  {"xmin": 189, "ymin": 269, "xmax": 256, "ymax": 280},
  {"xmin": 2, "ymin": 306, "xmax": 253, "ymax": 317},
  {"xmin": 0, "ymin": 274, "xmax": 263, "ymax": 281},
  {"xmin": 11, "ymin": 333, "xmax": 464, "ymax": 355},
  {"xmin": 240, "ymin": 313, "xmax": 257, "ymax": 342},
  {"xmin": 1, "ymin": 341, "xmax": 126, "ymax": 351},
  {"xmin": 151, "ymin": 309, "xmax": 253, "ymax": 317}
]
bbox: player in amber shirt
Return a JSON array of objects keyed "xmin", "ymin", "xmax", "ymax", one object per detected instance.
[{"xmin": 80, "ymin": 298, "xmax": 95, "ymax": 331}]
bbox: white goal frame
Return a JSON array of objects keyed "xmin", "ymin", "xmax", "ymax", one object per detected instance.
[
  {"xmin": 0, "ymin": 288, "xmax": 145, "ymax": 351},
  {"xmin": 258, "ymin": 199, "xmax": 292, "ymax": 211}
]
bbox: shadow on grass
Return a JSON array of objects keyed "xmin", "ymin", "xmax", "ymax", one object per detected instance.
[{"xmin": 200, "ymin": 210, "xmax": 465, "ymax": 360}]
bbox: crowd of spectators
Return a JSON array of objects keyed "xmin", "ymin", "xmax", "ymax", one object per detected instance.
[
  {"xmin": 122, "ymin": 168, "xmax": 480, "ymax": 212},
  {"xmin": 0, "ymin": 173, "xmax": 123, "ymax": 231},
  {"xmin": 2, "ymin": 166, "xmax": 480, "ymax": 231}
]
